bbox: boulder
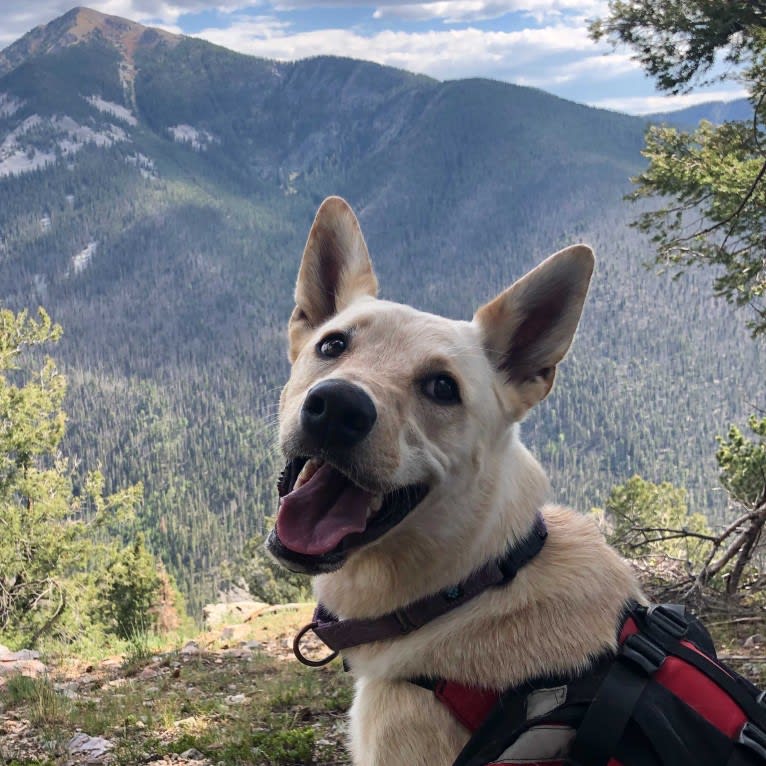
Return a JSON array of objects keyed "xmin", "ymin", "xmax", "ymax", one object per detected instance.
[
  {"xmin": 201, "ymin": 600, "xmax": 267, "ymax": 629},
  {"xmin": 0, "ymin": 648, "xmax": 47, "ymax": 678}
]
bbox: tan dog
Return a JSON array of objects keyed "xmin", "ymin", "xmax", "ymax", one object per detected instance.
[{"xmin": 268, "ymin": 196, "xmax": 642, "ymax": 765}]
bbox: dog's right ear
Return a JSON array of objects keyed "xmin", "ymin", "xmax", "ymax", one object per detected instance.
[{"xmin": 288, "ymin": 197, "xmax": 378, "ymax": 362}]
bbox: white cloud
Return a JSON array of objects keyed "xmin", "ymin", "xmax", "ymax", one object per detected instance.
[
  {"xmin": 370, "ymin": 0, "xmax": 606, "ymax": 24},
  {"xmin": 191, "ymin": 18, "xmax": 627, "ymax": 85},
  {"xmin": 589, "ymin": 88, "xmax": 749, "ymax": 116},
  {"xmin": 267, "ymin": 0, "xmax": 608, "ymax": 23},
  {"xmin": 515, "ymin": 51, "xmax": 638, "ymax": 87}
]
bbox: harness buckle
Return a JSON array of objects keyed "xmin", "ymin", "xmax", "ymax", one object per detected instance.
[
  {"xmin": 646, "ymin": 604, "xmax": 687, "ymax": 639},
  {"xmin": 739, "ymin": 722, "xmax": 766, "ymax": 760},
  {"xmin": 621, "ymin": 633, "xmax": 666, "ymax": 675}
]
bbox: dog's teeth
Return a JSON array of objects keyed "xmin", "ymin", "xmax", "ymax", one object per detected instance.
[
  {"xmin": 366, "ymin": 496, "xmax": 384, "ymax": 521},
  {"xmin": 295, "ymin": 458, "xmax": 323, "ymax": 489}
]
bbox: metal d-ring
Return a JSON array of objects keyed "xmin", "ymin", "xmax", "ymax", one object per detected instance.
[{"xmin": 293, "ymin": 621, "xmax": 339, "ymax": 667}]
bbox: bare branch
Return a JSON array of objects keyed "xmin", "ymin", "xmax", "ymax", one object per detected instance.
[{"xmin": 619, "ymin": 525, "xmax": 720, "ymax": 542}]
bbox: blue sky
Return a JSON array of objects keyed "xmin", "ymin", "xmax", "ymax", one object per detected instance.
[{"xmin": 2, "ymin": 1, "xmax": 748, "ymax": 114}]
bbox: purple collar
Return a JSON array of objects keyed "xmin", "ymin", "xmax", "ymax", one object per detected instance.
[{"xmin": 293, "ymin": 512, "xmax": 548, "ymax": 666}]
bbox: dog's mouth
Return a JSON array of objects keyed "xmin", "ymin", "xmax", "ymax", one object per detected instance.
[{"xmin": 267, "ymin": 456, "xmax": 429, "ymax": 574}]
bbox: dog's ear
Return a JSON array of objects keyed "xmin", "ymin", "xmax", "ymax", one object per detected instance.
[
  {"xmin": 474, "ymin": 244, "xmax": 594, "ymax": 413},
  {"xmin": 288, "ymin": 196, "xmax": 378, "ymax": 362}
]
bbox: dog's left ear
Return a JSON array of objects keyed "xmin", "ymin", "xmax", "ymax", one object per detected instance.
[
  {"xmin": 474, "ymin": 244, "xmax": 594, "ymax": 413},
  {"xmin": 288, "ymin": 196, "xmax": 378, "ymax": 362}
]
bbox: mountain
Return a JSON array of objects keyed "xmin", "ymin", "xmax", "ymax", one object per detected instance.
[
  {"xmin": 0, "ymin": 7, "xmax": 179, "ymax": 77},
  {"xmin": 647, "ymin": 97, "xmax": 752, "ymax": 128},
  {"xmin": 0, "ymin": 9, "xmax": 761, "ymax": 614}
]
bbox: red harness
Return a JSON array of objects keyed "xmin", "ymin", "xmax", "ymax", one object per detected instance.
[
  {"xmin": 421, "ymin": 605, "xmax": 766, "ymax": 766},
  {"xmin": 433, "ymin": 680, "xmax": 500, "ymax": 733}
]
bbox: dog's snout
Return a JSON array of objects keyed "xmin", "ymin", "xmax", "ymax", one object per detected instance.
[{"xmin": 301, "ymin": 379, "xmax": 377, "ymax": 449}]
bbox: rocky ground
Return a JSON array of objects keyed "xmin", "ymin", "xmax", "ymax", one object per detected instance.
[
  {"xmin": 0, "ymin": 604, "xmax": 352, "ymax": 766},
  {"xmin": 3, "ymin": 599, "xmax": 766, "ymax": 766}
]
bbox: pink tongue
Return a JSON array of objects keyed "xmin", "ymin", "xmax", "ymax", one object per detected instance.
[{"xmin": 276, "ymin": 463, "xmax": 374, "ymax": 556}]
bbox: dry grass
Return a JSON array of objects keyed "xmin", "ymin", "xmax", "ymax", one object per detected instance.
[{"xmin": 0, "ymin": 604, "xmax": 352, "ymax": 766}]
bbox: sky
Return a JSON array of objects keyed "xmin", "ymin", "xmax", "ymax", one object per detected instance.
[{"xmin": 0, "ymin": 0, "xmax": 748, "ymax": 115}]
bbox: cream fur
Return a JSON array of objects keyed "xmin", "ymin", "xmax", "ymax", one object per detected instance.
[{"xmin": 277, "ymin": 197, "xmax": 643, "ymax": 766}]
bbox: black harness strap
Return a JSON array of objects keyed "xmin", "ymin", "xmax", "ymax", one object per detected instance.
[
  {"xmin": 568, "ymin": 605, "xmax": 674, "ymax": 766},
  {"xmin": 451, "ymin": 683, "xmax": 531, "ymax": 766},
  {"xmin": 567, "ymin": 658, "xmax": 651, "ymax": 766}
]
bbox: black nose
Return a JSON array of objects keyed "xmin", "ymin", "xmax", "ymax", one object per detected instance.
[{"xmin": 301, "ymin": 379, "xmax": 377, "ymax": 450}]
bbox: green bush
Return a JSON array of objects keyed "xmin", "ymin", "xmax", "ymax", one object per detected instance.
[{"xmin": 238, "ymin": 520, "xmax": 311, "ymax": 605}]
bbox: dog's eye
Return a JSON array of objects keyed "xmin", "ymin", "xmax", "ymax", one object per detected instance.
[
  {"xmin": 422, "ymin": 374, "xmax": 460, "ymax": 405},
  {"xmin": 317, "ymin": 332, "xmax": 348, "ymax": 358}
]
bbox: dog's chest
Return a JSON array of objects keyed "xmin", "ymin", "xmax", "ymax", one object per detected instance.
[{"xmin": 349, "ymin": 676, "xmax": 469, "ymax": 766}]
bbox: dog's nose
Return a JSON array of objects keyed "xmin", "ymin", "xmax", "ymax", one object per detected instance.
[{"xmin": 301, "ymin": 379, "xmax": 377, "ymax": 449}]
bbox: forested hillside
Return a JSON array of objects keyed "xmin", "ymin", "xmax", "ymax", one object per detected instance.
[{"xmin": 0, "ymin": 7, "xmax": 761, "ymax": 615}]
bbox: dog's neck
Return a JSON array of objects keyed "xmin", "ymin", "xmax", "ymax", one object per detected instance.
[
  {"xmin": 314, "ymin": 426, "xmax": 550, "ymax": 620},
  {"xmin": 310, "ymin": 427, "xmax": 641, "ymax": 693},
  {"xmin": 341, "ymin": 504, "xmax": 641, "ymax": 689}
]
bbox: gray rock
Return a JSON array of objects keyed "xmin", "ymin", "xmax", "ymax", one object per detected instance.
[
  {"xmin": 67, "ymin": 732, "xmax": 114, "ymax": 764},
  {"xmin": 1, "ymin": 648, "xmax": 40, "ymax": 661},
  {"xmin": 0, "ymin": 658, "xmax": 47, "ymax": 678},
  {"xmin": 180, "ymin": 748, "xmax": 206, "ymax": 761},
  {"xmin": 55, "ymin": 682, "xmax": 80, "ymax": 700}
]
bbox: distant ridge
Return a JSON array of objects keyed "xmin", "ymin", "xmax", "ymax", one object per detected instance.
[{"xmin": 646, "ymin": 97, "xmax": 752, "ymax": 128}]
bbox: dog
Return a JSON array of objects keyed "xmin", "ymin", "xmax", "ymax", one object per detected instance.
[{"xmin": 268, "ymin": 196, "xmax": 642, "ymax": 765}]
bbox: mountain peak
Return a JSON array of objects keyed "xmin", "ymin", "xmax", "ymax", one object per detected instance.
[
  {"xmin": 0, "ymin": 6, "xmax": 180, "ymax": 77},
  {"xmin": 55, "ymin": 7, "xmax": 179, "ymax": 48}
]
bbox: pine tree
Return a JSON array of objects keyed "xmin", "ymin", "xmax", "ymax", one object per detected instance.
[
  {"xmin": 591, "ymin": 1, "xmax": 766, "ymax": 335},
  {"xmin": 0, "ymin": 307, "xmax": 165, "ymax": 647}
]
